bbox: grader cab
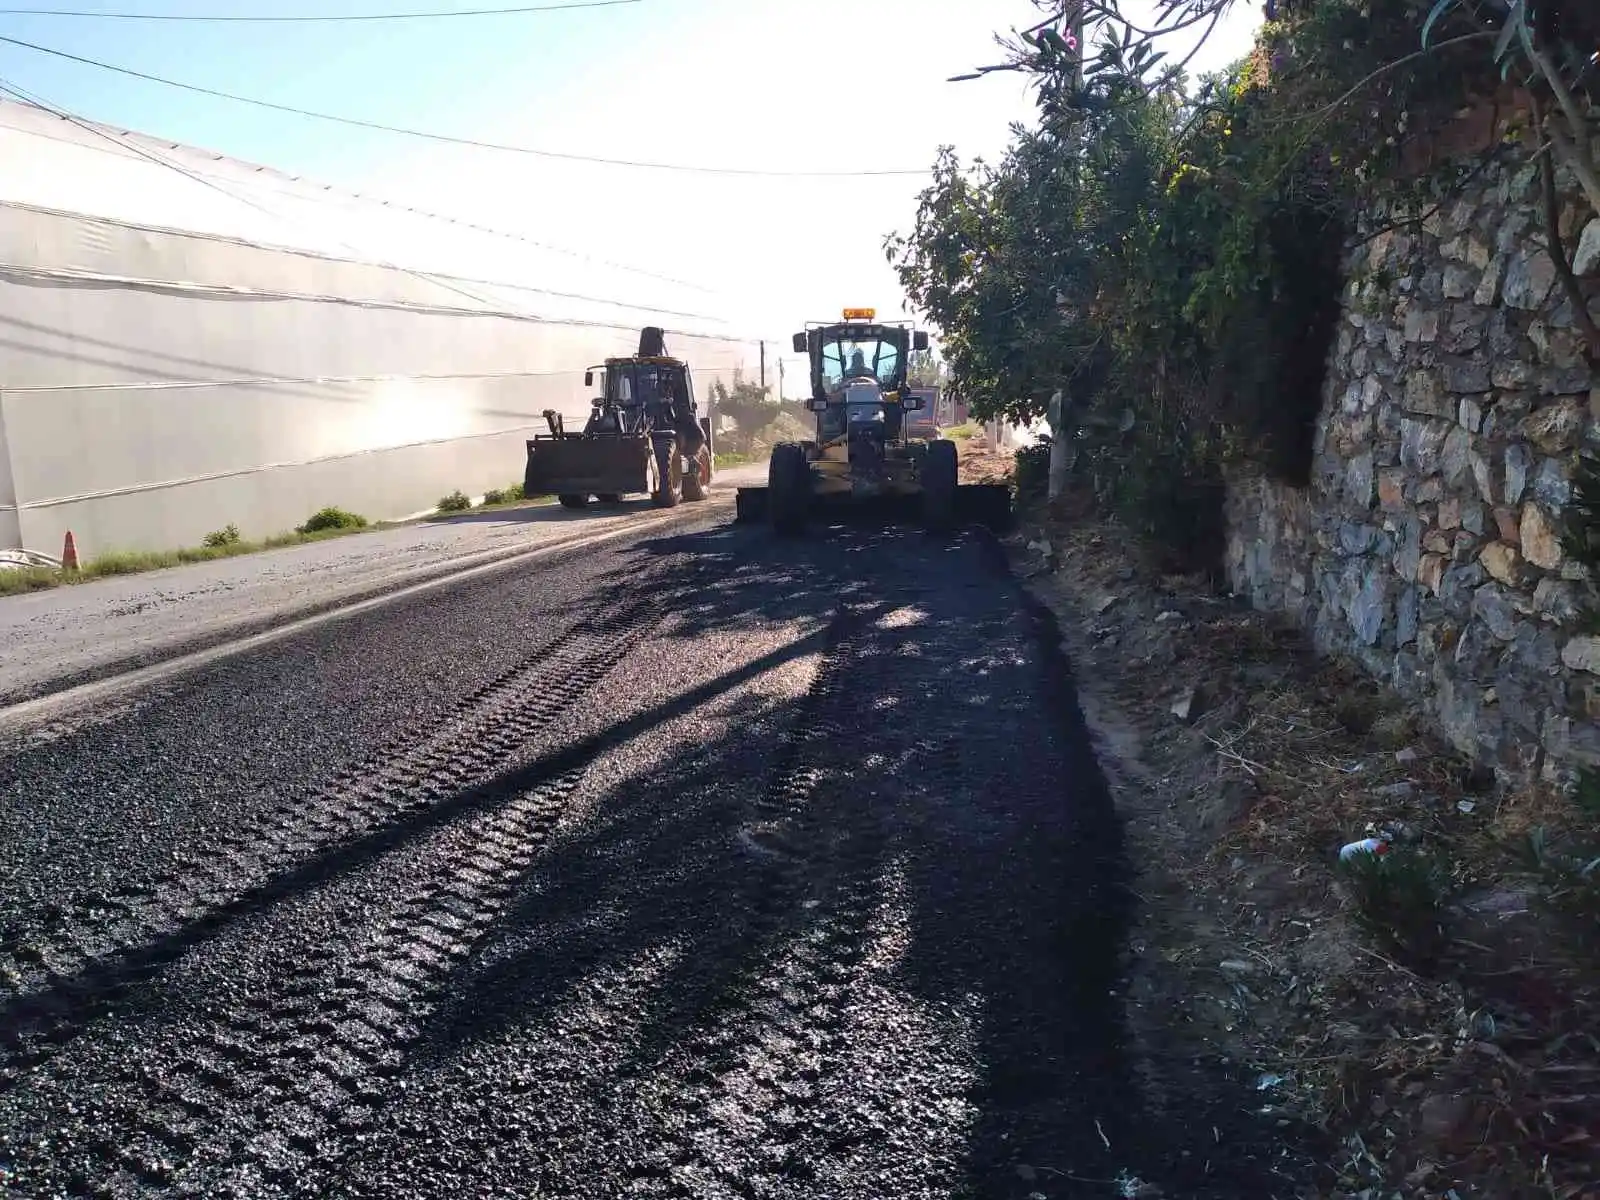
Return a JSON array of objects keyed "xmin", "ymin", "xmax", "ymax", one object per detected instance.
[{"xmin": 734, "ymin": 308, "xmax": 1010, "ymax": 535}]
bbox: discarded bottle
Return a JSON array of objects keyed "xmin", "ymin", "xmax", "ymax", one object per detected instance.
[{"xmin": 1339, "ymin": 836, "xmax": 1390, "ymax": 862}]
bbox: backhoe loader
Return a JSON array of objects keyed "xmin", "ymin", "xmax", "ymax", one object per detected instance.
[{"xmin": 524, "ymin": 326, "xmax": 712, "ymax": 509}]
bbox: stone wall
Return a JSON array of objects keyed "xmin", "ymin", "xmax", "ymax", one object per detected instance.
[{"xmin": 1226, "ymin": 145, "xmax": 1600, "ymax": 784}]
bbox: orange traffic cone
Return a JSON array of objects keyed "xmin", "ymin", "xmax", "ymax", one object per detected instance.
[{"xmin": 61, "ymin": 530, "xmax": 79, "ymax": 572}]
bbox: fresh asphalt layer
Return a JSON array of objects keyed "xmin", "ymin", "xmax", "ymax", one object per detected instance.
[{"xmin": 0, "ymin": 503, "xmax": 1318, "ymax": 1199}]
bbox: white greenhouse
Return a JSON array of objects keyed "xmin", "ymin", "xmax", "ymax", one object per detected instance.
[{"xmin": 0, "ymin": 99, "xmax": 767, "ymax": 557}]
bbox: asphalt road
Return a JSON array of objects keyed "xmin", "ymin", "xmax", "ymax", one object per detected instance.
[
  {"xmin": 0, "ymin": 504, "xmax": 1308, "ymax": 1199},
  {"xmin": 0, "ymin": 464, "xmax": 769, "ymax": 706}
]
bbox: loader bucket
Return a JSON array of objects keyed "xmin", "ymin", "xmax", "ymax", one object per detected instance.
[{"xmin": 525, "ymin": 434, "xmax": 651, "ymax": 498}]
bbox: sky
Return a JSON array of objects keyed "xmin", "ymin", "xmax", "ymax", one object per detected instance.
[{"xmin": 0, "ymin": 0, "xmax": 1264, "ymax": 395}]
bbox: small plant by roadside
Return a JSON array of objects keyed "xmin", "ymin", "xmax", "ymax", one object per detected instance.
[
  {"xmin": 436, "ymin": 490, "xmax": 472, "ymax": 513},
  {"xmin": 202, "ymin": 523, "xmax": 242, "ymax": 548},
  {"xmin": 479, "ymin": 482, "xmax": 527, "ymax": 507},
  {"xmin": 941, "ymin": 423, "xmax": 979, "ymax": 440},
  {"xmin": 1012, "ymin": 441, "xmax": 1050, "ymax": 500},
  {"xmin": 1339, "ymin": 844, "xmax": 1451, "ymax": 965},
  {"xmin": 297, "ymin": 507, "xmax": 368, "ymax": 535}
]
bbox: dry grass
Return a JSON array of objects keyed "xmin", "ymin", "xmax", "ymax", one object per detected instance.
[
  {"xmin": 1, "ymin": 484, "xmax": 564, "ymax": 599},
  {"xmin": 0, "ymin": 525, "xmax": 374, "ymax": 597},
  {"xmin": 953, "ymin": 433, "xmax": 1015, "ymax": 486}
]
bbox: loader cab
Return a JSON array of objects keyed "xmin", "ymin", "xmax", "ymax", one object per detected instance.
[{"xmin": 591, "ymin": 357, "xmax": 695, "ymax": 413}]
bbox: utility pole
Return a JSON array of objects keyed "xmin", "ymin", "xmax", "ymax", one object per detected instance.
[
  {"xmin": 778, "ymin": 357, "xmax": 785, "ymax": 400},
  {"xmin": 1047, "ymin": 0, "xmax": 1086, "ymax": 506},
  {"xmin": 759, "ymin": 340, "xmax": 766, "ymax": 393}
]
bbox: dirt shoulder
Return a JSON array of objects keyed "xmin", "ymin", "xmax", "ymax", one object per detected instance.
[
  {"xmin": 952, "ymin": 427, "xmax": 1013, "ymax": 485},
  {"xmin": 990, "ymin": 459, "xmax": 1598, "ymax": 1198}
]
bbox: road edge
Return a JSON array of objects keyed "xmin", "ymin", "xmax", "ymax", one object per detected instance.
[{"xmin": 0, "ymin": 501, "xmax": 729, "ymax": 726}]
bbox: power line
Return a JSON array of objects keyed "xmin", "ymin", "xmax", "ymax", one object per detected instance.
[
  {"xmin": 0, "ymin": 80, "xmax": 740, "ymax": 327},
  {"xmin": 0, "ymin": 86, "xmax": 722, "ymax": 293},
  {"xmin": 0, "ymin": 33, "xmax": 931, "ymax": 178},
  {"xmin": 0, "ymin": 0, "xmax": 640, "ymax": 19}
]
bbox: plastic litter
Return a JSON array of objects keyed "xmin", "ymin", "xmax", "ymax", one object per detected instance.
[{"xmin": 1338, "ymin": 836, "xmax": 1390, "ymax": 862}]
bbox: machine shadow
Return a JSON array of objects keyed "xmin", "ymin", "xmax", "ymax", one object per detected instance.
[
  {"xmin": 411, "ymin": 521, "xmax": 1303, "ymax": 1195},
  {"xmin": 421, "ymin": 499, "xmax": 652, "ymax": 526},
  {"xmin": 0, "ymin": 624, "xmax": 830, "ymax": 1071}
]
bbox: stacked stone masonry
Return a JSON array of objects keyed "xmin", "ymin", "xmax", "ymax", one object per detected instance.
[{"xmin": 1226, "ymin": 147, "xmax": 1600, "ymax": 785}]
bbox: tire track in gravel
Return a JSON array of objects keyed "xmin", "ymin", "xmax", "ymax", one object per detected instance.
[
  {"xmin": 0, "ymin": 593, "xmax": 670, "ymax": 1091},
  {"xmin": 282, "ymin": 608, "xmax": 840, "ymax": 1200},
  {"xmin": 0, "ymin": 598, "xmax": 668, "ymax": 1198},
  {"xmin": 620, "ymin": 600, "xmax": 901, "ymax": 1200}
]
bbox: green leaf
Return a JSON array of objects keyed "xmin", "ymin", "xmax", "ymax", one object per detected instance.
[
  {"xmin": 1493, "ymin": 1, "xmax": 1524, "ymax": 63},
  {"xmin": 1419, "ymin": 0, "xmax": 1458, "ymax": 48},
  {"xmin": 1514, "ymin": 11, "xmax": 1536, "ymax": 63}
]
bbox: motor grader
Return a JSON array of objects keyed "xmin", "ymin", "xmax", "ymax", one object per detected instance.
[
  {"xmin": 734, "ymin": 308, "xmax": 1011, "ymax": 535},
  {"xmin": 524, "ymin": 326, "xmax": 713, "ymax": 510}
]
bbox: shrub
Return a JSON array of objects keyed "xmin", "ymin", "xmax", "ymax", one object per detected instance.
[
  {"xmin": 203, "ymin": 523, "xmax": 242, "ymax": 548},
  {"xmin": 1013, "ymin": 441, "xmax": 1051, "ymax": 501},
  {"xmin": 481, "ymin": 488, "xmax": 507, "ymax": 506},
  {"xmin": 297, "ymin": 507, "xmax": 368, "ymax": 534},
  {"xmin": 436, "ymin": 490, "xmax": 472, "ymax": 513},
  {"xmin": 1341, "ymin": 844, "xmax": 1450, "ymax": 966}
]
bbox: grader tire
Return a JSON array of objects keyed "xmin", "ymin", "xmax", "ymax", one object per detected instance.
[
  {"xmin": 923, "ymin": 439, "xmax": 958, "ymax": 534},
  {"xmin": 769, "ymin": 443, "xmax": 809, "ymax": 537}
]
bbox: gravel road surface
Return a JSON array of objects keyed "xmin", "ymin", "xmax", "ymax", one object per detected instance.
[
  {"xmin": 0, "ymin": 465, "xmax": 768, "ymax": 706},
  {"xmin": 0, "ymin": 504, "xmax": 1310, "ymax": 1198}
]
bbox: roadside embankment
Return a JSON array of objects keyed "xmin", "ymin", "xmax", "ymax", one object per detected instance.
[{"xmin": 994, "ymin": 452, "xmax": 1599, "ymax": 1199}]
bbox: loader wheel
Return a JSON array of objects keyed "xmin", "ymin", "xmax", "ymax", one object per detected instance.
[
  {"xmin": 769, "ymin": 442, "xmax": 809, "ymax": 536},
  {"xmin": 652, "ymin": 440, "xmax": 683, "ymax": 508},
  {"xmin": 682, "ymin": 444, "xmax": 712, "ymax": 502},
  {"xmin": 923, "ymin": 439, "xmax": 958, "ymax": 533},
  {"xmin": 558, "ymin": 493, "xmax": 591, "ymax": 510}
]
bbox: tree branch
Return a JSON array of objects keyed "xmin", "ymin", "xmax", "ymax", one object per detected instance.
[
  {"xmin": 1524, "ymin": 38, "xmax": 1600, "ymax": 212},
  {"xmin": 1258, "ymin": 31, "xmax": 1498, "ymax": 196},
  {"xmin": 1544, "ymin": 120, "xmax": 1600, "ymax": 217},
  {"xmin": 1254, "ymin": 31, "xmax": 1498, "ymax": 130},
  {"xmin": 1532, "ymin": 92, "xmax": 1600, "ymax": 361},
  {"xmin": 1347, "ymin": 148, "xmax": 1502, "ymax": 248}
]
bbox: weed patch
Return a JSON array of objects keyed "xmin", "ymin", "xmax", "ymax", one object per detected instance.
[
  {"xmin": 203, "ymin": 523, "xmax": 242, "ymax": 549},
  {"xmin": 297, "ymin": 507, "xmax": 368, "ymax": 534},
  {"xmin": 2, "ymin": 507, "xmax": 384, "ymax": 598}
]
